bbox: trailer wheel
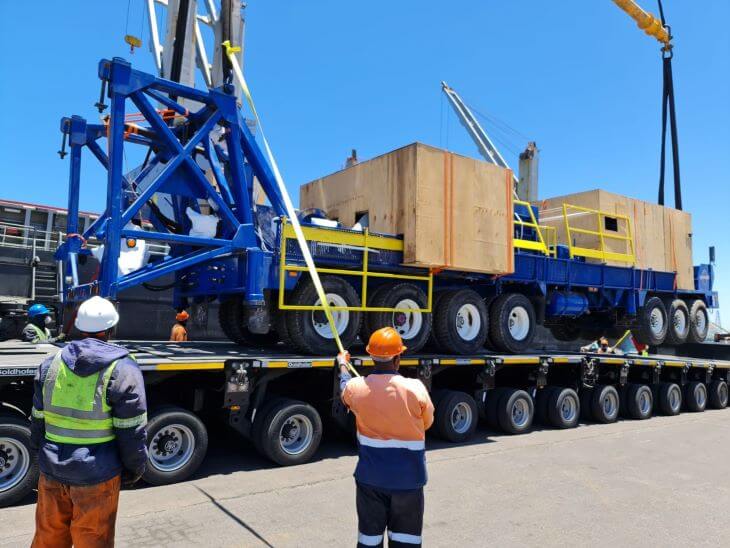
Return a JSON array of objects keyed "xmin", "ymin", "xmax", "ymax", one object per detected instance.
[
  {"xmin": 664, "ymin": 299, "xmax": 690, "ymax": 345},
  {"xmin": 426, "ymin": 292, "xmax": 448, "ymax": 351},
  {"xmin": 684, "ymin": 382, "xmax": 707, "ymax": 412},
  {"xmin": 219, "ymin": 297, "xmax": 279, "ymax": 347},
  {"xmin": 433, "ymin": 390, "xmax": 478, "ymax": 443},
  {"xmin": 483, "ymin": 387, "xmax": 510, "ymax": 430},
  {"xmin": 433, "ymin": 290, "xmax": 488, "ymax": 355},
  {"xmin": 0, "ymin": 415, "xmax": 38, "ymax": 508},
  {"xmin": 497, "ymin": 389, "xmax": 534, "ymax": 434},
  {"xmin": 590, "ymin": 385, "xmax": 620, "ymax": 423},
  {"xmin": 534, "ymin": 386, "xmax": 557, "ymax": 425},
  {"xmin": 367, "ymin": 283, "xmax": 432, "ymax": 354},
  {"xmin": 489, "ymin": 293, "xmax": 536, "ymax": 353},
  {"xmin": 623, "ymin": 384, "xmax": 653, "ymax": 420},
  {"xmin": 143, "ymin": 407, "xmax": 208, "ymax": 486},
  {"xmin": 634, "ymin": 296, "xmax": 668, "ymax": 346},
  {"xmin": 548, "ymin": 321, "xmax": 581, "ymax": 342},
  {"xmin": 708, "ymin": 380, "xmax": 729, "ymax": 409},
  {"xmin": 257, "ymin": 399, "xmax": 323, "ymax": 466},
  {"xmin": 687, "ymin": 300, "xmax": 709, "ymax": 343},
  {"xmin": 286, "ymin": 276, "xmax": 362, "ymax": 354},
  {"xmin": 547, "ymin": 388, "xmax": 580, "ymax": 429},
  {"xmin": 657, "ymin": 382, "xmax": 682, "ymax": 415}
]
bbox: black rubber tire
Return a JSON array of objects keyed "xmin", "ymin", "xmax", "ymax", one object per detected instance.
[
  {"xmin": 708, "ymin": 380, "xmax": 729, "ymax": 409},
  {"xmin": 257, "ymin": 399, "xmax": 323, "ymax": 466},
  {"xmin": 657, "ymin": 382, "xmax": 682, "ymax": 415},
  {"xmin": 360, "ymin": 284, "xmax": 391, "ymax": 345},
  {"xmin": 143, "ymin": 406, "xmax": 209, "ymax": 486},
  {"xmin": 590, "ymin": 385, "xmax": 620, "ymax": 423},
  {"xmin": 579, "ymin": 388, "xmax": 594, "ymax": 421},
  {"xmin": 497, "ymin": 389, "xmax": 534, "ymax": 434},
  {"xmin": 219, "ymin": 297, "xmax": 278, "ymax": 347},
  {"xmin": 534, "ymin": 386, "xmax": 556, "ymax": 426},
  {"xmin": 664, "ymin": 299, "xmax": 690, "ymax": 345},
  {"xmin": 684, "ymin": 381, "xmax": 707, "ymax": 413},
  {"xmin": 286, "ymin": 276, "xmax": 362, "ymax": 354},
  {"xmin": 0, "ymin": 415, "xmax": 38, "ymax": 508},
  {"xmin": 483, "ymin": 387, "xmax": 510, "ymax": 430},
  {"xmin": 426, "ymin": 292, "xmax": 448, "ymax": 351},
  {"xmin": 432, "ymin": 289, "xmax": 488, "ymax": 355},
  {"xmin": 250, "ymin": 397, "xmax": 287, "ymax": 456},
  {"xmin": 687, "ymin": 300, "xmax": 709, "ymax": 344},
  {"xmin": 367, "ymin": 283, "xmax": 432, "ymax": 354},
  {"xmin": 432, "ymin": 390, "xmax": 479, "ymax": 443},
  {"xmin": 548, "ymin": 322, "xmax": 582, "ymax": 342},
  {"xmin": 624, "ymin": 384, "xmax": 653, "ymax": 420},
  {"xmin": 489, "ymin": 293, "xmax": 536, "ymax": 353},
  {"xmin": 633, "ymin": 296, "xmax": 668, "ymax": 346},
  {"xmin": 547, "ymin": 387, "xmax": 581, "ymax": 429}
]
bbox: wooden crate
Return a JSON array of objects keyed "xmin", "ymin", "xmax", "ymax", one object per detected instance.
[
  {"xmin": 537, "ymin": 189, "xmax": 694, "ymax": 289},
  {"xmin": 299, "ymin": 143, "xmax": 515, "ymax": 275}
]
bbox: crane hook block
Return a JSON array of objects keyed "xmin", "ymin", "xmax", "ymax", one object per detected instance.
[{"xmin": 124, "ymin": 35, "xmax": 142, "ymax": 53}]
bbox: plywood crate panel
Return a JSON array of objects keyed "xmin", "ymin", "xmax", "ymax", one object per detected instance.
[{"xmin": 300, "ymin": 143, "xmax": 514, "ymax": 274}]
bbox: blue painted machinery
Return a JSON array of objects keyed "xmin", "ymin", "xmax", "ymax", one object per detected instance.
[{"xmin": 56, "ymin": 58, "xmax": 716, "ymax": 355}]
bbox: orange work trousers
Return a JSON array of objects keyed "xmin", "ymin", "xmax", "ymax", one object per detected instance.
[{"xmin": 32, "ymin": 474, "xmax": 121, "ymax": 548}]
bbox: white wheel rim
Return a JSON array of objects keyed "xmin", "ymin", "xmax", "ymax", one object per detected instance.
[
  {"xmin": 279, "ymin": 414, "xmax": 314, "ymax": 456},
  {"xmin": 148, "ymin": 424, "xmax": 196, "ymax": 473},
  {"xmin": 0, "ymin": 437, "xmax": 30, "ymax": 493},
  {"xmin": 695, "ymin": 385, "xmax": 707, "ymax": 407},
  {"xmin": 508, "ymin": 306, "xmax": 530, "ymax": 341},
  {"xmin": 673, "ymin": 309, "xmax": 687, "ymax": 334},
  {"xmin": 639, "ymin": 390, "xmax": 651, "ymax": 414},
  {"xmin": 312, "ymin": 293, "xmax": 349, "ymax": 339},
  {"xmin": 669, "ymin": 386, "xmax": 681, "ymax": 410},
  {"xmin": 603, "ymin": 391, "xmax": 618, "ymax": 417},
  {"xmin": 560, "ymin": 395, "xmax": 577, "ymax": 422},
  {"xmin": 455, "ymin": 304, "xmax": 481, "ymax": 341},
  {"xmin": 695, "ymin": 309, "xmax": 707, "ymax": 335},
  {"xmin": 391, "ymin": 299, "xmax": 423, "ymax": 340},
  {"xmin": 450, "ymin": 402, "xmax": 473, "ymax": 434},
  {"xmin": 649, "ymin": 307, "xmax": 665, "ymax": 336},
  {"xmin": 512, "ymin": 397, "xmax": 530, "ymax": 427}
]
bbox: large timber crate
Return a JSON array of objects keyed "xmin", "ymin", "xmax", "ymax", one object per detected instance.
[
  {"xmin": 299, "ymin": 143, "xmax": 515, "ymax": 275},
  {"xmin": 538, "ymin": 189, "xmax": 694, "ymax": 290}
]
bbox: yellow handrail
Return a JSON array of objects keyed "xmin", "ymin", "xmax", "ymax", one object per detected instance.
[
  {"xmin": 562, "ymin": 203, "xmax": 636, "ymax": 265},
  {"xmin": 513, "ymin": 200, "xmax": 549, "ymax": 255},
  {"xmin": 278, "ymin": 218, "xmax": 433, "ymax": 313}
]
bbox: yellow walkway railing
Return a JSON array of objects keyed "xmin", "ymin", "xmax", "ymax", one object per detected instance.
[
  {"xmin": 513, "ymin": 200, "xmax": 550, "ymax": 256},
  {"xmin": 562, "ymin": 203, "xmax": 636, "ymax": 265},
  {"xmin": 278, "ymin": 218, "xmax": 433, "ymax": 312}
]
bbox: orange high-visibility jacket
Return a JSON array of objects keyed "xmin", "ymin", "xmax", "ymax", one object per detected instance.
[{"xmin": 342, "ymin": 371, "xmax": 434, "ymax": 490}]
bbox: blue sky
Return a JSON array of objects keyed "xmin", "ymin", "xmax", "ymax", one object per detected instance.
[{"xmin": 0, "ymin": 1, "xmax": 728, "ymax": 323}]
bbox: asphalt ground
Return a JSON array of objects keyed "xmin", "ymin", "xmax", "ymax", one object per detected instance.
[{"xmin": 1, "ymin": 409, "xmax": 729, "ymax": 547}]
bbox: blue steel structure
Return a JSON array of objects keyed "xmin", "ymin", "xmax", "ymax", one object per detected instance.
[{"xmin": 56, "ymin": 58, "xmax": 716, "ymax": 353}]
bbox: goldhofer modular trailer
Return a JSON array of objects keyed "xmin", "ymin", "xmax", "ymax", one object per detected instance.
[{"xmin": 0, "ymin": 340, "xmax": 728, "ymax": 506}]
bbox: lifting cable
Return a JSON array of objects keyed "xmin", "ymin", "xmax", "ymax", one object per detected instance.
[
  {"xmin": 223, "ymin": 41, "xmax": 360, "ymax": 377},
  {"xmin": 656, "ymin": 0, "xmax": 682, "ymax": 210}
]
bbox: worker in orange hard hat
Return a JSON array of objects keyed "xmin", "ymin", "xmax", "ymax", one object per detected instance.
[
  {"xmin": 337, "ymin": 327, "xmax": 434, "ymax": 547},
  {"xmin": 169, "ymin": 310, "xmax": 189, "ymax": 342}
]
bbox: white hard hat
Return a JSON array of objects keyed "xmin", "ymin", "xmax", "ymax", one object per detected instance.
[{"xmin": 74, "ymin": 296, "xmax": 119, "ymax": 333}]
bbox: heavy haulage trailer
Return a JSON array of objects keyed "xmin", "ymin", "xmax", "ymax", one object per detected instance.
[{"xmin": 0, "ymin": 340, "xmax": 729, "ymax": 507}]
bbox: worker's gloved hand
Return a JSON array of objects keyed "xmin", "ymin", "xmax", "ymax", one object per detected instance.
[
  {"xmin": 337, "ymin": 351, "xmax": 351, "ymax": 367},
  {"xmin": 121, "ymin": 469, "xmax": 144, "ymax": 488},
  {"xmin": 55, "ymin": 333, "xmax": 66, "ymax": 342}
]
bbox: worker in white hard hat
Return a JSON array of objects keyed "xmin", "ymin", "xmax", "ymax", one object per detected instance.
[{"xmin": 30, "ymin": 296, "xmax": 148, "ymax": 547}]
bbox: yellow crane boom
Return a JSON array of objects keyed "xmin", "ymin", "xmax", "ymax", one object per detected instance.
[{"xmin": 612, "ymin": 0, "xmax": 671, "ymax": 47}]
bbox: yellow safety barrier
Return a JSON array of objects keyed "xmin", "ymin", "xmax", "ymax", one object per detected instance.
[
  {"xmin": 278, "ymin": 218, "xmax": 433, "ymax": 313},
  {"xmin": 513, "ymin": 200, "xmax": 549, "ymax": 256},
  {"xmin": 562, "ymin": 203, "xmax": 636, "ymax": 265},
  {"xmin": 541, "ymin": 225, "xmax": 557, "ymax": 257}
]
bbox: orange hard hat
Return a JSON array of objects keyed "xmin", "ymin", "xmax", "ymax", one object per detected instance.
[
  {"xmin": 599, "ymin": 337, "xmax": 609, "ymax": 345},
  {"xmin": 176, "ymin": 310, "xmax": 190, "ymax": 322},
  {"xmin": 366, "ymin": 327, "xmax": 407, "ymax": 359}
]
